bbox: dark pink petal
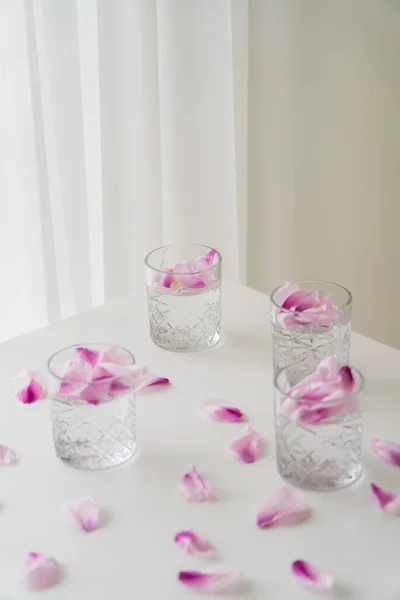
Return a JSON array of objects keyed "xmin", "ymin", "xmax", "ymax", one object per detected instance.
[
  {"xmin": 69, "ymin": 496, "xmax": 100, "ymax": 532},
  {"xmin": 178, "ymin": 570, "xmax": 241, "ymax": 593},
  {"xmin": 109, "ymin": 378, "xmax": 131, "ymax": 396},
  {"xmin": 257, "ymin": 486, "xmax": 311, "ymax": 528},
  {"xmin": 134, "ymin": 370, "xmax": 170, "ymax": 392},
  {"xmin": 0, "ymin": 444, "xmax": 18, "ymax": 465},
  {"xmin": 179, "ymin": 467, "xmax": 214, "ymax": 502},
  {"xmin": 282, "ymin": 290, "xmax": 317, "ymax": 311},
  {"xmin": 14, "ymin": 371, "xmax": 47, "ymax": 404},
  {"xmin": 161, "ymin": 273, "xmax": 177, "ymax": 288},
  {"xmin": 291, "ymin": 560, "xmax": 334, "ymax": 591},
  {"xmin": 74, "ymin": 346, "xmax": 101, "ymax": 367},
  {"xmin": 59, "ymin": 359, "xmax": 93, "ymax": 396},
  {"xmin": 202, "ymin": 249, "xmax": 216, "ymax": 266},
  {"xmin": 21, "ymin": 553, "xmax": 62, "ymax": 590},
  {"xmin": 371, "ymin": 438, "xmax": 400, "ymax": 468},
  {"xmin": 371, "ymin": 483, "xmax": 400, "ymax": 516},
  {"xmin": 273, "ymin": 282, "xmax": 300, "ymax": 307},
  {"xmin": 202, "ymin": 400, "xmax": 244, "ymax": 422},
  {"xmin": 230, "ymin": 426, "xmax": 263, "ymax": 464},
  {"xmin": 338, "ymin": 365, "xmax": 355, "ymax": 392},
  {"xmin": 174, "ymin": 531, "xmax": 216, "ymax": 558},
  {"xmin": 79, "ymin": 379, "xmax": 112, "ymax": 405}
]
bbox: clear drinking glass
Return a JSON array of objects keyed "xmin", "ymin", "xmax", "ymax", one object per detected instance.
[
  {"xmin": 270, "ymin": 280, "xmax": 352, "ymax": 377},
  {"xmin": 274, "ymin": 361, "xmax": 364, "ymax": 491},
  {"xmin": 145, "ymin": 243, "xmax": 222, "ymax": 352},
  {"xmin": 48, "ymin": 344, "xmax": 137, "ymax": 470}
]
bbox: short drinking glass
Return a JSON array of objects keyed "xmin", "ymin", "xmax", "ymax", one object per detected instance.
[
  {"xmin": 274, "ymin": 361, "xmax": 364, "ymax": 491},
  {"xmin": 48, "ymin": 344, "xmax": 137, "ymax": 470},
  {"xmin": 145, "ymin": 243, "xmax": 222, "ymax": 352},
  {"xmin": 270, "ymin": 280, "xmax": 352, "ymax": 377}
]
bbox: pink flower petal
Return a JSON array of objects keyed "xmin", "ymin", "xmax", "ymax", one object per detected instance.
[
  {"xmin": 202, "ymin": 400, "xmax": 244, "ymax": 422},
  {"xmin": 69, "ymin": 496, "xmax": 100, "ymax": 532},
  {"xmin": 0, "ymin": 444, "xmax": 18, "ymax": 465},
  {"xmin": 230, "ymin": 426, "xmax": 263, "ymax": 464},
  {"xmin": 14, "ymin": 371, "xmax": 47, "ymax": 404},
  {"xmin": 100, "ymin": 362, "xmax": 143, "ymax": 379},
  {"xmin": 161, "ymin": 273, "xmax": 177, "ymax": 288},
  {"xmin": 134, "ymin": 370, "xmax": 170, "ymax": 392},
  {"xmin": 21, "ymin": 553, "xmax": 62, "ymax": 590},
  {"xmin": 174, "ymin": 531, "xmax": 216, "ymax": 558},
  {"xmin": 178, "ymin": 570, "xmax": 241, "ymax": 593},
  {"xmin": 371, "ymin": 438, "xmax": 400, "ymax": 468},
  {"xmin": 257, "ymin": 486, "xmax": 311, "ymax": 528},
  {"xmin": 282, "ymin": 290, "xmax": 318, "ymax": 311},
  {"xmin": 291, "ymin": 560, "xmax": 334, "ymax": 591},
  {"xmin": 273, "ymin": 281, "xmax": 300, "ymax": 307},
  {"xmin": 371, "ymin": 483, "xmax": 400, "ymax": 516},
  {"xmin": 176, "ymin": 274, "xmax": 206, "ymax": 290},
  {"xmin": 102, "ymin": 345, "xmax": 132, "ymax": 365},
  {"xmin": 179, "ymin": 467, "xmax": 214, "ymax": 502},
  {"xmin": 74, "ymin": 346, "xmax": 101, "ymax": 367}
]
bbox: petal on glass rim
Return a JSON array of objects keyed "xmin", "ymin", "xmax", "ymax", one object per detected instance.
[
  {"xmin": 21, "ymin": 553, "xmax": 62, "ymax": 590},
  {"xmin": 370, "ymin": 483, "xmax": 400, "ymax": 516},
  {"xmin": 282, "ymin": 289, "xmax": 318, "ymax": 311},
  {"xmin": 14, "ymin": 371, "xmax": 47, "ymax": 404},
  {"xmin": 0, "ymin": 444, "xmax": 18, "ymax": 465},
  {"xmin": 174, "ymin": 531, "xmax": 216, "ymax": 558},
  {"xmin": 371, "ymin": 438, "xmax": 400, "ymax": 467},
  {"xmin": 257, "ymin": 486, "xmax": 311, "ymax": 528},
  {"xmin": 291, "ymin": 560, "xmax": 334, "ymax": 591},
  {"xmin": 179, "ymin": 467, "xmax": 214, "ymax": 502},
  {"xmin": 338, "ymin": 365, "xmax": 355, "ymax": 392},
  {"xmin": 273, "ymin": 281, "xmax": 300, "ymax": 307},
  {"xmin": 100, "ymin": 362, "xmax": 143, "ymax": 379},
  {"xmin": 69, "ymin": 496, "xmax": 100, "ymax": 532},
  {"xmin": 230, "ymin": 426, "xmax": 263, "ymax": 463},
  {"xmin": 102, "ymin": 345, "xmax": 132, "ymax": 365},
  {"xmin": 178, "ymin": 570, "xmax": 241, "ymax": 593},
  {"xmin": 74, "ymin": 346, "xmax": 101, "ymax": 367},
  {"xmin": 202, "ymin": 400, "xmax": 244, "ymax": 422}
]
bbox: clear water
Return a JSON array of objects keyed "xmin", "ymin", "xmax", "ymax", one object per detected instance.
[
  {"xmin": 51, "ymin": 391, "xmax": 136, "ymax": 470},
  {"xmin": 147, "ymin": 284, "xmax": 221, "ymax": 352},
  {"xmin": 275, "ymin": 410, "xmax": 362, "ymax": 490}
]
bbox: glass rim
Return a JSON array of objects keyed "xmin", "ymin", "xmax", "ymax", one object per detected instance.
[
  {"xmin": 273, "ymin": 360, "xmax": 365, "ymax": 404},
  {"xmin": 270, "ymin": 279, "xmax": 352, "ymax": 314},
  {"xmin": 47, "ymin": 343, "xmax": 135, "ymax": 385},
  {"xmin": 144, "ymin": 243, "xmax": 222, "ymax": 275}
]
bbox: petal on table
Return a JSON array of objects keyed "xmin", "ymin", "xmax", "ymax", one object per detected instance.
[
  {"xmin": 230, "ymin": 426, "xmax": 263, "ymax": 463},
  {"xmin": 273, "ymin": 281, "xmax": 300, "ymax": 307},
  {"xmin": 202, "ymin": 400, "xmax": 244, "ymax": 422},
  {"xmin": 371, "ymin": 483, "xmax": 400, "ymax": 516},
  {"xmin": 291, "ymin": 560, "xmax": 334, "ymax": 591},
  {"xmin": 0, "ymin": 444, "xmax": 18, "ymax": 465},
  {"xmin": 174, "ymin": 531, "xmax": 216, "ymax": 558},
  {"xmin": 179, "ymin": 467, "xmax": 214, "ymax": 502},
  {"xmin": 21, "ymin": 553, "xmax": 62, "ymax": 590},
  {"xmin": 257, "ymin": 486, "xmax": 311, "ymax": 528},
  {"xmin": 69, "ymin": 496, "xmax": 100, "ymax": 532},
  {"xmin": 14, "ymin": 371, "xmax": 47, "ymax": 404},
  {"xmin": 371, "ymin": 438, "xmax": 400, "ymax": 467},
  {"xmin": 74, "ymin": 346, "xmax": 101, "ymax": 368},
  {"xmin": 134, "ymin": 370, "xmax": 170, "ymax": 392},
  {"xmin": 178, "ymin": 570, "xmax": 241, "ymax": 593}
]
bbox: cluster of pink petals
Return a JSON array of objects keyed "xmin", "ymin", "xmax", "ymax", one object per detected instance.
[
  {"xmin": 0, "ymin": 443, "xmax": 18, "ymax": 465},
  {"xmin": 274, "ymin": 281, "xmax": 342, "ymax": 329},
  {"xmin": 179, "ymin": 467, "xmax": 214, "ymax": 502},
  {"xmin": 291, "ymin": 559, "xmax": 334, "ymax": 591},
  {"xmin": 230, "ymin": 426, "xmax": 263, "ymax": 464},
  {"xmin": 20, "ymin": 553, "xmax": 62, "ymax": 590},
  {"xmin": 281, "ymin": 356, "xmax": 356, "ymax": 425},
  {"xmin": 257, "ymin": 486, "xmax": 311, "ymax": 529},
  {"xmin": 202, "ymin": 399, "xmax": 244, "ymax": 422},
  {"xmin": 178, "ymin": 570, "xmax": 241, "ymax": 593},
  {"xmin": 155, "ymin": 249, "xmax": 217, "ymax": 293},
  {"xmin": 174, "ymin": 531, "xmax": 216, "ymax": 558},
  {"xmin": 57, "ymin": 346, "xmax": 169, "ymax": 405},
  {"xmin": 69, "ymin": 496, "xmax": 100, "ymax": 532},
  {"xmin": 14, "ymin": 371, "xmax": 47, "ymax": 404},
  {"xmin": 371, "ymin": 483, "xmax": 400, "ymax": 516},
  {"xmin": 371, "ymin": 438, "xmax": 400, "ymax": 467}
]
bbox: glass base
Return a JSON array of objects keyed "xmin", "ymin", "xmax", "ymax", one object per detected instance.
[
  {"xmin": 57, "ymin": 443, "xmax": 137, "ymax": 471},
  {"xmin": 151, "ymin": 329, "xmax": 221, "ymax": 352},
  {"xmin": 277, "ymin": 459, "xmax": 363, "ymax": 492}
]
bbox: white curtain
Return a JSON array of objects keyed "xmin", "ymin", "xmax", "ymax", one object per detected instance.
[{"xmin": 1, "ymin": 0, "xmax": 399, "ymax": 347}]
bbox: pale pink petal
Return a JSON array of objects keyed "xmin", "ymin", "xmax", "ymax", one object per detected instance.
[
  {"xmin": 371, "ymin": 438, "xmax": 400, "ymax": 468},
  {"xmin": 176, "ymin": 274, "xmax": 206, "ymax": 290},
  {"xmin": 273, "ymin": 282, "xmax": 300, "ymax": 307},
  {"xmin": 21, "ymin": 553, "xmax": 62, "ymax": 590},
  {"xmin": 134, "ymin": 371, "xmax": 170, "ymax": 392},
  {"xmin": 371, "ymin": 483, "xmax": 400, "ymax": 516},
  {"xmin": 202, "ymin": 399, "xmax": 244, "ymax": 422},
  {"xmin": 316, "ymin": 356, "xmax": 342, "ymax": 380},
  {"xmin": 291, "ymin": 560, "xmax": 334, "ymax": 591},
  {"xmin": 58, "ymin": 358, "xmax": 93, "ymax": 395},
  {"xmin": 257, "ymin": 486, "xmax": 311, "ymax": 528},
  {"xmin": 79, "ymin": 378, "xmax": 112, "ymax": 405},
  {"xmin": 230, "ymin": 426, "xmax": 263, "ymax": 464},
  {"xmin": 0, "ymin": 444, "xmax": 18, "ymax": 465},
  {"xmin": 74, "ymin": 346, "xmax": 101, "ymax": 367},
  {"xmin": 287, "ymin": 396, "xmax": 350, "ymax": 425},
  {"xmin": 102, "ymin": 345, "xmax": 132, "ymax": 365},
  {"xmin": 179, "ymin": 467, "xmax": 214, "ymax": 502},
  {"xmin": 174, "ymin": 531, "xmax": 216, "ymax": 558},
  {"xmin": 178, "ymin": 570, "xmax": 241, "ymax": 593},
  {"xmin": 100, "ymin": 362, "xmax": 143, "ymax": 379},
  {"xmin": 15, "ymin": 371, "xmax": 47, "ymax": 404},
  {"xmin": 69, "ymin": 496, "xmax": 100, "ymax": 532}
]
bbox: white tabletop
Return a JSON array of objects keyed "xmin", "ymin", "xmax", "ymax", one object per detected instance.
[{"xmin": 1, "ymin": 282, "xmax": 399, "ymax": 599}]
